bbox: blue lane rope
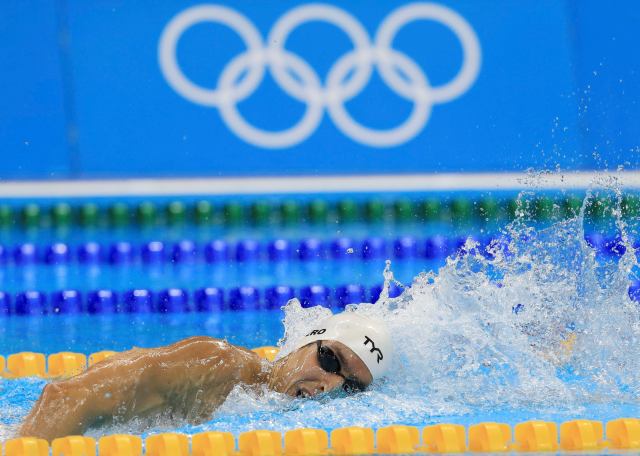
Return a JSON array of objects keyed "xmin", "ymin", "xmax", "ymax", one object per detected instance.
[
  {"xmin": 0, "ymin": 283, "xmax": 407, "ymax": 316},
  {"xmin": 0, "ymin": 233, "xmax": 630, "ymax": 266},
  {"xmin": 1, "ymin": 277, "xmax": 638, "ymax": 316}
]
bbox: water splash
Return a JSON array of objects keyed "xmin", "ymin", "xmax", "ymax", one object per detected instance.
[{"xmin": 271, "ymin": 190, "xmax": 640, "ymax": 429}]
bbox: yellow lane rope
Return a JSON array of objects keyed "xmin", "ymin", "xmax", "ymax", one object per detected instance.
[{"xmin": 2, "ymin": 419, "xmax": 640, "ymax": 454}]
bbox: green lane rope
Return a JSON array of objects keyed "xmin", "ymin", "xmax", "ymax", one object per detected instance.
[
  {"xmin": 449, "ymin": 197, "xmax": 472, "ymax": 222},
  {"xmin": 337, "ymin": 199, "xmax": 359, "ymax": 223},
  {"xmin": 0, "ymin": 205, "xmax": 13, "ymax": 227},
  {"xmin": 534, "ymin": 196, "xmax": 556, "ymax": 221},
  {"xmin": 21, "ymin": 203, "xmax": 41, "ymax": 228},
  {"xmin": 223, "ymin": 201, "xmax": 244, "ymax": 226},
  {"xmin": 280, "ymin": 200, "xmax": 302, "ymax": 225},
  {"xmin": 109, "ymin": 202, "xmax": 130, "ymax": 227},
  {"xmin": 419, "ymin": 198, "xmax": 441, "ymax": 222},
  {"xmin": 251, "ymin": 201, "xmax": 272, "ymax": 225},
  {"xmin": 307, "ymin": 199, "xmax": 329, "ymax": 224},
  {"xmin": 194, "ymin": 200, "xmax": 214, "ymax": 225},
  {"xmin": 166, "ymin": 201, "xmax": 186, "ymax": 225},
  {"xmin": 393, "ymin": 199, "xmax": 415, "ymax": 223},
  {"xmin": 136, "ymin": 202, "xmax": 157, "ymax": 226},
  {"xmin": 365, "ymin": 199, "xmax": 386, "ymax": 223},
  {"xmin": 0, "ymin": 195, "xmax": 637, "ymax": 230},
  {"xmin": 51, "ymin": 203, "xmax": 73, "ymax": 227},
  {"xmin": 476, "ymin": 197, "xmax": 500, "ymax": 221},
  {"xmin": 79, "ymin": 203, "xmax": 100, "ymax": 227},
  {"xmin": 563, "ymin": 195, "xmax": 583, "ymax": 217}
]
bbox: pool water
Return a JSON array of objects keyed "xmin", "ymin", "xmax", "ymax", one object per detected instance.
[{"xmin": 1, "ymin": 191, "xmax": 639, "ymax": 441}]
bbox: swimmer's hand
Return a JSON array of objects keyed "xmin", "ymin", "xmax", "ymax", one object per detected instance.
[{"xmin": 18, "ymin": 337, "xmax": 264, "ymax": 440}]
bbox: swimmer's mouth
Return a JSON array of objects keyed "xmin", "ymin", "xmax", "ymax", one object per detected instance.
[{"xmin": 295, "ymin": 387, "xmax": 311, "ymax": 398}]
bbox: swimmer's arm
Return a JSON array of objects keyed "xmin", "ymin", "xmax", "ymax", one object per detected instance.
[{"xmin": 18, "ymin": 337, "xmax": 250, "ymax": 440}]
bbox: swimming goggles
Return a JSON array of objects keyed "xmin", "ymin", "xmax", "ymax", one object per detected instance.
[{"xmin": 316, "ymin": 341, "xmax": 367, "ymax": 393}]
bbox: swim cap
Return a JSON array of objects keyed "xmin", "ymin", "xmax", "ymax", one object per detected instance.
[{"xmin": 293, "ymin": 312, "xmax": 392, "ymax": 380}]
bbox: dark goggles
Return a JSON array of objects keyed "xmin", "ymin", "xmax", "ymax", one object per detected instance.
[{"xmin": 316, "ymin": 341, "xmax": 367, "ymax": 393}]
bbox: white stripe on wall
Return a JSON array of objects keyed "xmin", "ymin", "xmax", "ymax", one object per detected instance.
[{"xmin": 0, "ymin": 171, "xmax": 638, "ymax": 198}]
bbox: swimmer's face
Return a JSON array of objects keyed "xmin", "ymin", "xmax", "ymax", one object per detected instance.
[{"xmin": 270, "ymin": 340, "xmax": 373, "ymax": 398}]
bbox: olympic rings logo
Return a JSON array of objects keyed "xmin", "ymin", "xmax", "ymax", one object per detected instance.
[{"xmin": 158, "ymin": 3, "xmax": 481, "ymax": 148}]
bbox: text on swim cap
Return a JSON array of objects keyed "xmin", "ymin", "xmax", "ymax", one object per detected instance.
[
  {"xmin": 306, "ymin": 329, "xmax": 326, "ymax": 336},
  {"xmin": 363, "ymin": 335, "xmax": 383, "ymax": 363}
]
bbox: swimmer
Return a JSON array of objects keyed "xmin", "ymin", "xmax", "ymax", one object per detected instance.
[{"xmin": 18, "ymin": 312, "xmax": 391, "ymax": 440}]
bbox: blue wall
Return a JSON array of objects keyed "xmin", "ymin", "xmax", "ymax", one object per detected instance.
[
  {"xmin": 569, "ymin": 0, "xmax": 640, "ymax": 170},
  {"xmin": 0, "ymin": 0, "xmax": 638, "ymax": 179},
  {"xmin": 0, "ymin": 1, "xmax": 70, "ymax": 179}
]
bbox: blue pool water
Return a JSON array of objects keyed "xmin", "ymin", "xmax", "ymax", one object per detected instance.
[{"xmin": 1, "ymin": 191, "xmax": 639, "ymax": 440}]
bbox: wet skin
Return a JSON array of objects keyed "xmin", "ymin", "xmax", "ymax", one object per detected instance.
[{"xmin": 18, "ymin": 336, "xmax": 372, "ymax": 441}]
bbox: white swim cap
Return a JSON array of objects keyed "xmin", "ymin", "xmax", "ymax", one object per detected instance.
[{"xmin": 293, "ymin": 312, "xmax": 392, "ymax": 380}]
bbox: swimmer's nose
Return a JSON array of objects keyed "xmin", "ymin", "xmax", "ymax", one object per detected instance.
[{"xmin": 304, "ymin": 374, "xmax": 342, "ymax": 397}]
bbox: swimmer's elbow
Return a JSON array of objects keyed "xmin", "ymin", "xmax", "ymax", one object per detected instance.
[
  {"xmin": 39, "ymin": 382, "xmax": 67, "ymax": 405},
  {"xmin": 41, "ymin": 380, "xmax": 97, "ymax": 416},
  {"xmin": 19, "ymin": 381, "xmax": 86, "ymax": 439}
]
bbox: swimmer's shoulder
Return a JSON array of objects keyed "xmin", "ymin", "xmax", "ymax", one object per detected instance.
[
  {"xmin": 165, "ymin": 336, "xmax": 265, "ymax": 385},
  {"xmin": 166, "ymin": 336, "xmax": 261, "ymax": 362},
  {"xmin": 91, "ymin": 337, "xmax": 260, "ymax": 369}
]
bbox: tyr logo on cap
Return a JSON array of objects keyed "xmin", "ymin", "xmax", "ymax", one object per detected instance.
[
  {"xmin": 306, "ymin": 329, "xmax": 326, "ymax": 337},
  {"xmin": 364, "ymin": 335, "xmax": 383, "ymax": 363}
]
